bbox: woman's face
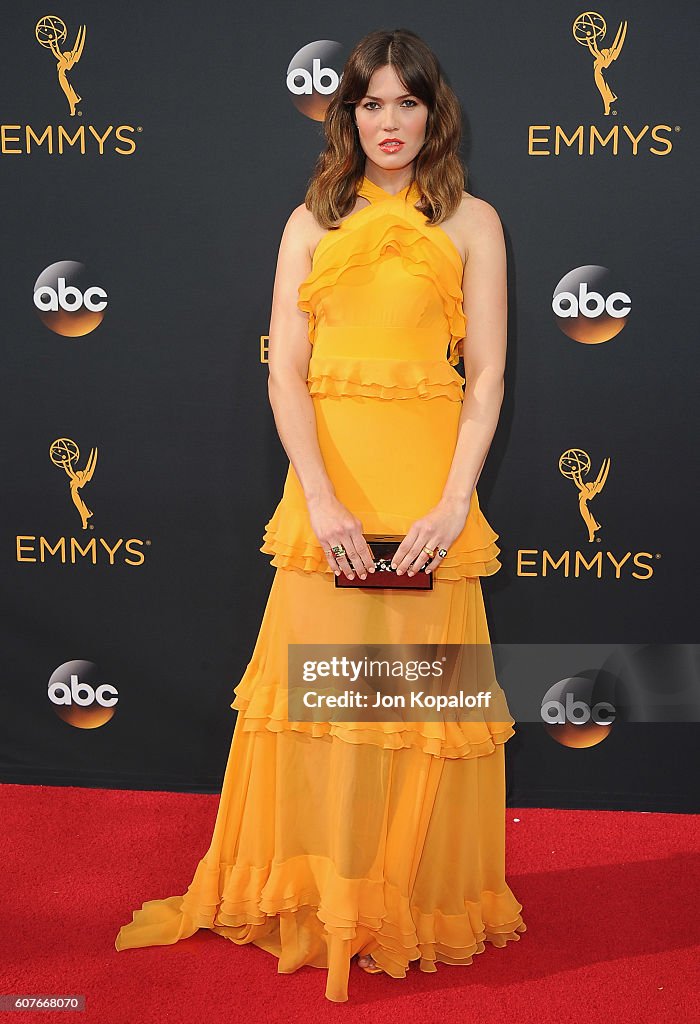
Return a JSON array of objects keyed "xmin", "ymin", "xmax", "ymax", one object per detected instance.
[{"xmin": 354, "ymin": 64, "xmax": 428, "ymax": 176}]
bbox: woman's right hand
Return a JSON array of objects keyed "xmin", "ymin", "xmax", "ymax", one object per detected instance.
[{"xmin": 307, "ymin": 493, "xmax": 376, "ymax": 579}]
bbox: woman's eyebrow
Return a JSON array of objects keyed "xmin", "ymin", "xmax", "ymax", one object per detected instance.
[{"xmin": 364, "ymin": 93, "xmax": 414, "ymax": 100}]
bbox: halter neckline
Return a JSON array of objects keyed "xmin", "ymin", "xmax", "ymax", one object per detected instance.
[{"xmin": 358, "ymin": 174, "xmax": 420, "ymax": 204}]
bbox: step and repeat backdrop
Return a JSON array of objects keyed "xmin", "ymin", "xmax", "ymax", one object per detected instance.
[{"xmin": 2, "ymin": 2, "xmax": 698, "ymax": 810}]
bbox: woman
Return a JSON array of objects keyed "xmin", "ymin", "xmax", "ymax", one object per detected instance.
[{"xmin": 115, "ymin": 28, "xmax": 527, "ymax": 1002}]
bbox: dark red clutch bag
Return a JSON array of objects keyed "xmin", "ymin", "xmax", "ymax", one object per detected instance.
[{"xmin": 334, "ymin": 533, "xmax": 433, "ymax": 590}]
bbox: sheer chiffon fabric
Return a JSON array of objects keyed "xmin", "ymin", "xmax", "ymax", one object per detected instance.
[{"xmin": 114, "ymin": 176, "xmax": 526, "ymax": 1001}]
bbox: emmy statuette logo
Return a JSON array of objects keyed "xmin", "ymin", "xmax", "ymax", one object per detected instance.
[
  {"xmin": 35, "ymin": 15, "xmax": 86, "ymax": 117},
  {"xmin": 0, "ymin": 15, "xmax": 140, "ymax": 155},
  {"xmin": 572, "ymin": 11, "xmax": 627, "ymax": 117},
  {"xmin": 559, "ymin": 448, "xmax": 610, "ymax": 543},
  {"xmin": 516, "ymin": 450, "xmax": 658, "ymax": 580},
  {"xmin": 15, "ymin": 440, "xmax": 151, "ymax": 566},
  {"xmin": 50, "ymin": 437, "xmax": 97, "ymax": 531},
  {"xmin": 527, "ymin": 12, "xmax": 678, "ymax": 157}
]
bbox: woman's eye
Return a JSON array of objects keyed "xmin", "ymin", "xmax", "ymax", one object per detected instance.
[{"xmin": 363, "ymin": 99, "xmax": 417, "ymax": 110}]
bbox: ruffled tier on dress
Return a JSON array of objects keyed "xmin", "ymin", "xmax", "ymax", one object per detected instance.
[
  {"xmin": 114, "ymin": 176, "xmax": 526, "ymax": 1002},
  {"xmin": 297, "ymin": 201, "xmax": 467, "ymax": 367},
  {"xmin": 115, "ymin": 570, "xmax": 527, "ymax": 1002},
  {"xmin": 231, "ymin": 564, "xmax": 516, "ymax": 757},
  {"xmin": 260, "ymin": 181, "xmax": 502, "ymax": 582},
  {"xmin": 306, "ymin": 353, "xmax": 466, "ymax": 401},
  {"xmin": 260, "ymin": 488, "xmax": 502, "ymax": 580}
]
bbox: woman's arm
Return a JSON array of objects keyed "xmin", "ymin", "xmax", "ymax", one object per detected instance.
[
  {"xmin": 440, "ymin": 197, "xmax": 507, "ymax": 510},
  {"xmin": 267, "ymin": 204, "xmax": 335, "ymax": 503},
  {"xmin": 266, "ymin": 205, "xmax": 375, "ymax": 578}
]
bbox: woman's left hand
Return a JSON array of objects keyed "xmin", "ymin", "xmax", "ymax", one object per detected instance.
[{"xmin": 391, "ymin": 495, "xmax": 471, "ymax": 575}]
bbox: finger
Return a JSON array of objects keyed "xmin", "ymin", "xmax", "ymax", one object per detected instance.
[
  {"xmin": 327, "ymin": 541, "xmax": 356, "ymax": 579},
  {"xmin": 341, "ymin": 537, "xmax": 368, "ymax": 579},
  {"xmin": 407, "ymin": 540, "xmax": 443, "ymax": 576},
  {"xmin": 330, "ymin": 545, "xmax": 354, "ymax": 578},
  {"xmin": 405, "ymin": 545, "xmax": 432, "ymax": 575},
  {"xmin": 391, "ymin": 530, "xmax": 419, "ymax": 573},
  {"xmin": 397, "ymin": 538, "xmax": 435, "ymax": 575},
  {"xmin": 351, "ymin": 532, "xmax": 376, "ymax": 573},
  {"xmin": 336, "ymin": 549, "xmax": 354, "ymax": 578},
  {"xmin": 323, "ymin": 546, "xmax": 342, "ymax": 575},
  {"xmin": 419, "ymin": 541, "xmax": 447, "ymax": 574},
  {"xmin": 422, "ymin": 550, "xmax": 446, "ymax": 574}
]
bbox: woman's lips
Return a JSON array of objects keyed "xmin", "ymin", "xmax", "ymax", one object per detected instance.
[{"xmin": 379, "ymin": 141, "xmax": 404, "ymax": 152}]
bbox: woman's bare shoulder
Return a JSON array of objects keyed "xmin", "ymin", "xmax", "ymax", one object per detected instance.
[
  {"xmin": 454, "ymin": 191, "xmax": 504, "ymax": 262},
  {"xmin": 459, "ymin": 191, "xmax": 503, "ymax": 231},
  {"xmin": 281, "ymin": 202, "xmax": 316, "ymax": 247},
  {"xmin": 281, "ymin": 202, "xmax": 325, "ymax": 262}
]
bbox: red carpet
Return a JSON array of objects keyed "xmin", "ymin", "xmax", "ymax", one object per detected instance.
[{"xmin": 1, "ymin": 783, "xmax": 698, "ymax": 1023}]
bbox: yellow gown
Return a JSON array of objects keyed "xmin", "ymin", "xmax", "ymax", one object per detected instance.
[{"xmin": 114, "ymin": 175, "xmax": 527, "ymax": 1001}]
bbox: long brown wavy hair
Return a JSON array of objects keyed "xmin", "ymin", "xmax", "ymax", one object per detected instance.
[{"xmin": 305, "ymin": 28, "xmax": 467, "ymax": 230}]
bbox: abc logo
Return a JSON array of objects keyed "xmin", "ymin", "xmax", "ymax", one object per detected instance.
[
  {"xmin": 34, "ymin": 260, "xmax": 107, "ymax": 337},
  {"xmin": 552, "ymin": 265, "xmax": 631, "ymax": 344},
  {"xmin": 48, "ymin": 660, "xmax": 118, "ymax": 729},
  {"xmin": 541, "ymin": 675, "xmax": 616, "ymax": 748},
  {"xmin": 286, "ymin": 40, "xmax": 345, "ymax": 120}
]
